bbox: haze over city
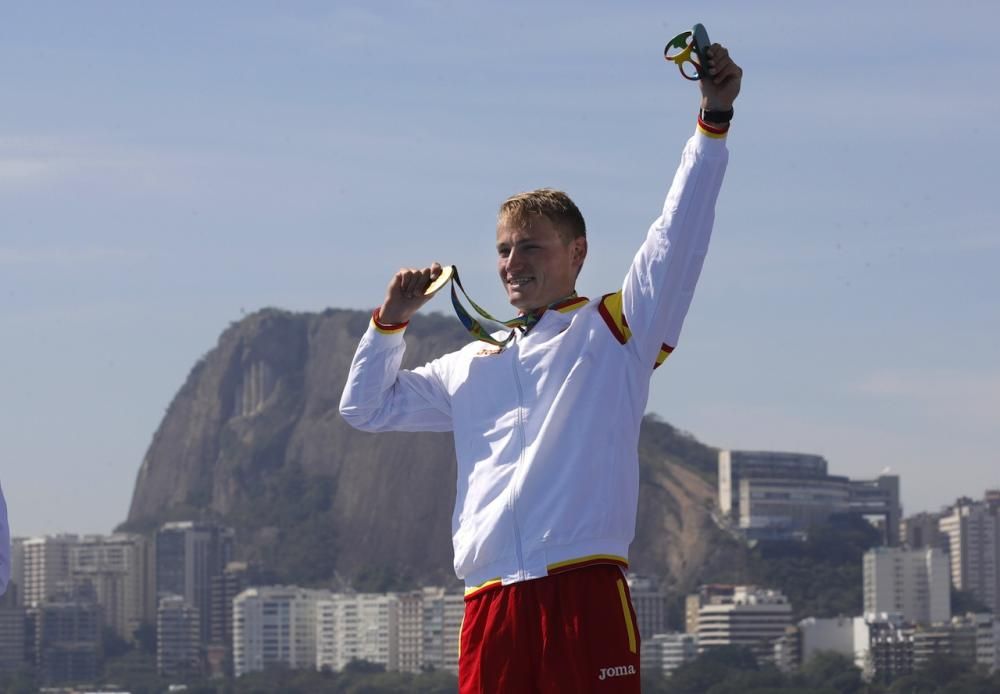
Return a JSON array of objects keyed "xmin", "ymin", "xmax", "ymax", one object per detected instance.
[{"xmin": 1, "ymin": 1, "xmax": 998, "ymax": 536}]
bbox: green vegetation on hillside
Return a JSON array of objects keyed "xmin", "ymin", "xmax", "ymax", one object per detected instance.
[
  {"xmin": 703, "ymin": 513, "xmax": 882, "ymax": 620},
  {"xmin": 639, "ymin": 414, "xmax": 718, "ymax": 480}
]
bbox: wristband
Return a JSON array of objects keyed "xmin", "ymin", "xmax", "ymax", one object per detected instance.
[
  {"xmin": 699, "ymin": 107, "xmax": 734, "ymax": 124},
  {"xmin": 372, "ymin": 308, "xmax": 409, "ymax": 334},
  {"xmin": 697, "ymin": 116, "xmax": 729, "ymax": 139}
]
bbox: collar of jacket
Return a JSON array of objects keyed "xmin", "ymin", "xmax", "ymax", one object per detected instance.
[{"xmin": 516, "ymin": 294, "xmax": 590, "ymax": 335}]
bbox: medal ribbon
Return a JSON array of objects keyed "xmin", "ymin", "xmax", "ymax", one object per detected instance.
[{"xmin": 429, "ymin": 265, "xmax": 574, "ymax": 347}]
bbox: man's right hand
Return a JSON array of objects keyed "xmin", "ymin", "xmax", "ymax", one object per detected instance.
[{"xmin": 378, "ymin": 262, "xmax": 443, "ymax": 325}]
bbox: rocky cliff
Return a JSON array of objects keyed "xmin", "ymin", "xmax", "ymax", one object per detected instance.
[{"xmin": 124, "ymin": 308, "xmax": 743, "ymax": 590}]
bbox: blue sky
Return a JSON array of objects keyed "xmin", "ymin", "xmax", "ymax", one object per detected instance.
[{"xmin": 2, "ymin": 1, "xmax": 997, "ymax": 536}]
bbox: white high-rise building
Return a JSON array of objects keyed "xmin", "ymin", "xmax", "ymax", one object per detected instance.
[
  {"xmin": 863, "ymin": 547, "xmax": 950, "ymax": 625},
  {"xmin": 21, "ymin": 535, "xmax": 78, "ymax": 606},
  {"xmin": 939, "ymin": 499, "xmax": 999, "ymax": 612},
  {"xmin": 70, "ymin": 533, "xmax": 152, "ymax": 641},
  {"xmin": 228, "ymin": 586, "xmax": 467, "ymax": 677},
  {"xmin": 315, "ymin": 592, "xmax": 399, "ymax": 672},
  {"xmin": 233, "ymin": 586, "xmax": 328, "ymax": 677},
  {"xmin": 421, "ymin": 587, "xmax": 464, "ymax": 674},
  {"xmin": 696, "ymin": 586, "xmax": 793, "ymax": 662}
]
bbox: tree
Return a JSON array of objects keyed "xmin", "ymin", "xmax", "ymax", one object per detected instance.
[
  {"xmin": 798, "ymin": 651, "xmax": 863, "ymax": 694},
  {"xmin": 663, "ymin": 646, "xmax": 759, "ymax": 693}
]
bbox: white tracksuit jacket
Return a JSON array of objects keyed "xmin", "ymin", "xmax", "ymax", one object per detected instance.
[{"xmin": 340, "ymin": 127, "xmax": 729, "ymax": 594}]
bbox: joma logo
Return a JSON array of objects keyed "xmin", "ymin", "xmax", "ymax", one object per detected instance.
[{"xmin": 598, "ymin": 664, "xmax": 636, "ymax": 680}]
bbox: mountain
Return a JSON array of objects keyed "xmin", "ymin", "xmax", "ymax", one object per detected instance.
[{"xmin": 123, "ymin": 308, "xmax": 743, "ymax": 591}]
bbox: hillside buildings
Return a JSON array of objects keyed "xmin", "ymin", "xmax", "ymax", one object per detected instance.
[{"xmin": 717, "ymin": 450, "xmax": 901, "ymax": 543}]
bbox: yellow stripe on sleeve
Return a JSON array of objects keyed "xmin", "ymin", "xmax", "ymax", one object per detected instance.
[{"xmin": 598, "ymin": 291, "xmax": 632, "ymax": 345}]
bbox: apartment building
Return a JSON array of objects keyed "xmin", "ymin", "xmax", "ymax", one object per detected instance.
[
  {"xmin": 70, "ymin": 533, "xmax": 153, "ymax": 641},
  {"xmin": 626, "ymin": 574, "xmax": 667, "ymax": 639},
  {"xmin": 157, "ymin": 593, "xmax": 201, "ymax": 678},
  {"xmin": 641, "ymin": 632, "xmax": 697, "ymax": 675},
  {"xmin": 863, "ymin": 546, "xmax": 950, "ymax": 626},
  {"xmin": 156, "ymin": 522, "xmax": 235, "ymax": 645},
  {"xmin": 694, "ymin": 585, "xmax": 793, "ymax": 662},
  {"xmin": 939, "ymin": 497, "xmax": 999, "ymax": 612},
  {"xmin": 20, "ymin": 535, "xmax": 78, "ymax": 606},
  {"xmin": 233, "ymin": 586, "xmax": 327, "ymax": 677}
]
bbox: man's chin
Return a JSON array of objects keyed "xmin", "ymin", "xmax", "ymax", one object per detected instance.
[{"xmin": 506, "ymin": 291, "xmax": 532, "ymax": 311}]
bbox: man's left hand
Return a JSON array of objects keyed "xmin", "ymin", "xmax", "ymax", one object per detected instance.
[{"xmin": 699, "ymin": 44, "xmax": 742, "ymax": 111}]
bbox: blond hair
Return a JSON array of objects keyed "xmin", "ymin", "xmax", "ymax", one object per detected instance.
[{"xmin": 498, "ymin": 188, "xmax": 586, "ymax": 243}]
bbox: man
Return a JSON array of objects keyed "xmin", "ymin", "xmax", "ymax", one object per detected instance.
[
  {"xmin": 0, "ymin": 481, "xmax": 9, "ymax": 596},
  {"xmin": 341, "ymin": 42, "xmax": 742, "ymax": 693}
]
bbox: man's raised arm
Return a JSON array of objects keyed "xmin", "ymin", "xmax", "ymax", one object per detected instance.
[{"xmin": 609, "ymin": 43, "xmax": 743, "ymax": 369}]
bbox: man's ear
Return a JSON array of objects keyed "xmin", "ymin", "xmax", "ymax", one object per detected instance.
[{"xmin": 573, "ymin": 237, "xmax": 588, "ymax": 267}]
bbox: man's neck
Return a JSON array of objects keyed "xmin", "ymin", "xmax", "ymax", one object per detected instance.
[{"xmin": 517, "ymin": 290, "xmax": 578, "ymax": 316}]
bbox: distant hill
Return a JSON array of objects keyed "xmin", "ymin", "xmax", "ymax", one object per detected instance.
[{"xmin": 122, "ymin": 308, "xmax": 745, "ymax": 591}]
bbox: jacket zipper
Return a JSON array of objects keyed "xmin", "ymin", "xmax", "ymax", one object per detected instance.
[{"xmin": 508, "ymin": 340, "xmax": 526, "ymax": 578}]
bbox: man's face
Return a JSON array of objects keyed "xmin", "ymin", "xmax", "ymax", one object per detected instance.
[{"xmin": 496, "ymin": 215, "xmax": 587, "ymax": 312}]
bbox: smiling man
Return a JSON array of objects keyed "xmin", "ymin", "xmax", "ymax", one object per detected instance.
[
  {"xmin": 341, "ymin": 42, "xmax": 742, "ymax": 693},
  {"xmin": 495, "ymin": 193, "xmax": 587, "ymax": 312}
]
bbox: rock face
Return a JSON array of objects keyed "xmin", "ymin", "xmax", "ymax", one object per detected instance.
[{"xmin": 125, "ymin": 308, "xmax": 739, "ymax": 589}]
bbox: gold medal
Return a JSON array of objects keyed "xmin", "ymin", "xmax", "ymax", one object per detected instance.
[{"xmin": 423, "ymin": 264, "xmax": 455, "ymax": 296}]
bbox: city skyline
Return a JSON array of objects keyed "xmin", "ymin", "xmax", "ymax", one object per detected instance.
[
  {"xmin": 5, "ymin": 489, "xmax": 1000, "ymax": 683},
  {"xmin": 2, "ymin": 1, "xmax": 998, "ymax": 536}
]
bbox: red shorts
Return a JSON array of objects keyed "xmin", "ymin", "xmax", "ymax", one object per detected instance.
[{"xmin": 458, "ymin": 564, "xmax": 641, "ymax": 693}]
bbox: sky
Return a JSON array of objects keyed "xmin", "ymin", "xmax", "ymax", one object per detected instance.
[{"xmin": 1, "ymin": 1, "xmax": 998, "ymax": 537}]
